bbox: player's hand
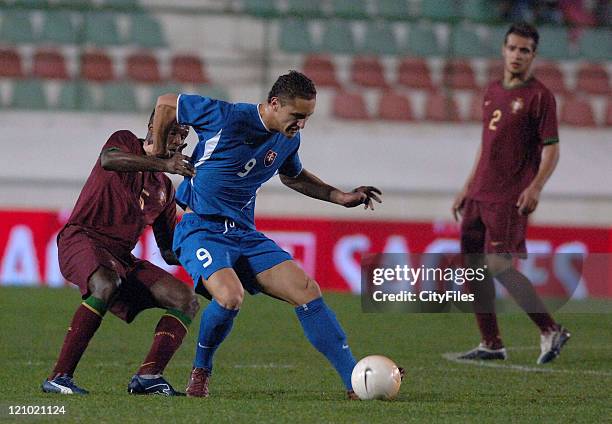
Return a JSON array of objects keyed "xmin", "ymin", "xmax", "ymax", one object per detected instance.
[
  {"xmin": 338, "ymin": 186, "xmax": 383, "ymax": 210},
  {"xmin": 516, "ymin": 185, "xmax": 541, "ymax": 215},
  {"xmin": 161, "ymin": 249, "xmax": 181, "ymax": 266},
  {"xmin": 163, "ymin": 145, "xmax": 195, "ymax": 178},
  {"xmin": 452, "ymin": 189, "xmax": 467, "ymax": 221}
]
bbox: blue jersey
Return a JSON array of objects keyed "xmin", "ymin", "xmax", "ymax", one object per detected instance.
[{"xmin": 175, "ymin": 94, "xmax": 303, "ymax": 230}]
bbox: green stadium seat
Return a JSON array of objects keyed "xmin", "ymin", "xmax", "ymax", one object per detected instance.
[
  {"xmin": 461, "ymin": 0, "xmax": 499, "ymax": 22},
  {"xmin": 403, "ymin": 24, "xmax": 442, "ymax": 57},
  {"xmin": 198, "ymin": 85, "xmax": 230, "ymax": 101},
  {"xmin": 55, "ymin": 0, "xmax": 94, "ymax": 8},
  {"xmin": 148, "ymin": 83, "xmax": 182, "ymax": 109},
  {"xmin": 84, "ymin": 12, "xmax": 122, "ymax": 46},
  {"xmin": 57, "ymin": 81, "xmax": 97, "ymax": 111},
  {"xmin": 320, "ymin": 20, "xmax": 355, "ymax": 54},
  {"xmin": 331, "ymin": 0, "xmax": 368, "ymax": 19},
  {"xmin": 242, "ymin": 0, "xmax": 280, "ymax": 18},
  {"xmin": 578, "ymin": 29, "xmax": 612, "ymax": 61},
  {"xmin": 278, "ymin": 19, "xmax": 316, "ymax": 53},
  {"xmin": 487, "ymin": 25, "xmax": 508, "ymax": 56},
  {"xmin": 10, "ymin": 80, "xmax": 48, "ymax": 110},
  {"xmin": 0, "ymin": 11, "xmax": 36, "ymax": 44},
  {"xmin": 286, "ymin": 0, "xmax": 323, "ymax": 18},
  {"xmin": 14, "ymin": 0, "xmax": 49, "ymax": 7},
  {"xmin": 537, "ymin": 26, "xmax": 570, "ymax": 60},
  {"xmin": 420, "ymin": 0, "xmax": 460, "ymax": 22},
  {"xmin": 449, "ymin": 26, "xmax": 489, "ymax": 58},
  {"xmin": 376, "ymin": 0, "xmax": 411, "ymax": 20},
  {"xmin": 360, "ymin": 22, "xmax": 399, "ymax": 55},
  {"xmin": 41, "ymin": 11, "xmax": 79, "ymax": 45},
  {"xmin": 101, "ymin": 82, "xmax": 138, "ymax": 112},
  {"xmin": 103, "ymin": 0, "xmax": 142, "ymax": 11},
  {"xmin": 128, "ymin": 13, "xmax": 166, "ymax": 48}
]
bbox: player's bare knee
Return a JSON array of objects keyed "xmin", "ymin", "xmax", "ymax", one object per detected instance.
[
  {"xmin": 486, "ymin": 254, "xmax": 513, "ymax": 276},
  {"xmin": 216, "ymin": 287, "xmax": 244, "ymax": 310},
  {"xmin": 302, "ymin": 277, "xmax": 322, "ymax": 303},
  {"xmin": 87, "ymin": 267, "xmax": 121, "ymax": 303},
  {"xmin": 179, "ymin": 292, "xmax": 200, "ymax": 319}
]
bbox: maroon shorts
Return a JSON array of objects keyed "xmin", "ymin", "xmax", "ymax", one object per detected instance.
[
  {"xmin": 58, "ymin": 226, "xmax": 171, "ymax": 323},
  {"xmin": 460, "ymin": 198, "xmax": 528, "ymax": 257}
]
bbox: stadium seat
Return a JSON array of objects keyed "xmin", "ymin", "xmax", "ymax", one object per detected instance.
[
  {"xmin": 302, "ymin": 55, "xmax": 340, "ymax": 88},
  {"xmin": 279, "ymin": 19, "xmax": 316, "ymax": 53},
  {"xmin": 397, "ymin": 57, "xmax": 433, "ymax": 90},
  {"xmin": 103, "ymin": 0, "xmax": 142, "ymax": 11},
  {"xmin": 560, "ymin": 97, "xmax": 596, "ymax": 127},
  {"xmin": 84, "ymin": 12, "xmax": 122, "ymax": 46},
  {"xmin": 0, "ymin": 11, "xmax": 36, "ymax": 44},
  {"xmin": 442, "ymin": 60, "xmax": 478, "ymax": 90},
  {"xmin": 32, "ymin": 49, "xmax": 70, "ymax": 80},
  {"xmin": 171, "ymin": 54, "xmax": 210, "ymax": 84},
  {"xmin": 242, "ymin": 0, "xmax": 280, "ymax": 17},
  {"xmin": 578, "ymin": 29, "xmax": 612, "ymax": 61},
  {"xmin": 361, "ymin": 22, "xmax": 399, "ymax": 55},
  {"xmin": 376, "ymin": 0, "xmax": 411, "ymax": 20},
  {"xmin": 449, "ymin": 26, "xmax": 489, "ymax": 58},
  {"xmin": 534, "ymin": 61, "xmax": 567, "ymax": 95},
  {"xmin": 332, "ymin": 90, "xmax": 370, "ymax": 120},
  {"xmin": 350, "ymin": 56, "xmax": 387, "ymax": 88},
  {"xmin": 148, "ymin": 82, "xmax": 182, "ymax": 108},
  {"xmin": 128, "ymin": 13, "xmax": 167, "ymax": 48},
  {"xmin": 377, "ymin": 90, "xmax": 414, "ymax": 121},
  {"xmin": 126, "ymin": 52, "xmax": 162, "ymax": 83},
  {"xmin": 101, "ymin": 81, "xmax": 139, "ymax": 112},
  {"xmin": 404, "ymin": 24, "xmax": 442, "ymax": 57},
  {"xmin": 320, "ymin": 20, "xmax": 355, "ymax": 54},
  {"xmin": 57, "ymin": 81, "xmax": 97, "ymax": 111},
  {"xmin": 486, "ymin": 60, "xmax": 504, "ymax": 83},
  {"xmin": 10, "ymin": 80, "xmax": 48, "ymax": 110},
  {"xmin": 14, "ymin": 0, "xmax": 50, "ymax": 6},
  {"xmin": 461, "ymin": 0, "xmax": 499, "ymax": 22},
  {"xmin": 537, "ymin": 26, "xmax": 571, "ymax": 60},
  {"xmin": 0, "ymin": 49, "xmax": 24, "ymax": 78},
  {"xmin": 331, "ymin": 0, "xmax": 368, "ymax": 19},
  {"xmin": 425, "ymin": 91, "xmax": 461, "ymax": 122},
  {"xmin": 55, "ymin": 0, "xmax": 94, "ymax": 8},
  {"xmin": 487, "ymin": 25, "xmax": 508, "ymax": 56},
  {"xmin": 576, "ymin": 64, "xmax": 610, "ymax": 95},
  {"xmin": 420, "ymin": 0, "xmax": 460, "ymax": 22},
  {"xmin": 80, "ymin": 50, "xmax": 115, "ymax": 81},
  {"xmin": 40, "ymin": 11, "xmax": 79, "ymax": 45},
  {"xmin": 198, "ymin": 84, "xmax": 230, "ymax": 101},
  {"xmin": 286, "ymin": 0, "xmax": 323, "ymax": 18}
]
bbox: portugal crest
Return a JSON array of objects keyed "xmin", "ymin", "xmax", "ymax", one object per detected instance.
[
  {"xmin": 264, "ymin": 149, "xmax": 277, "ymax": 167},
  {"xmin": 510, "ymin": 97, "xmax": 524, "ymax": 114}
]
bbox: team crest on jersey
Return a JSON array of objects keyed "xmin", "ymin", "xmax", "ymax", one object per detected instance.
[
  {"xmin": 510, "ymin": 97, "xmax": 524, "ymax": 114},
  {"xmin": 264, "ymin": 149, "xmax": 277, "ymax": 167}
]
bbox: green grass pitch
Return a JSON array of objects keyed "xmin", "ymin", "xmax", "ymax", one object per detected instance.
[{"xmin": 1, "ymin": 287, "xmax": 610, "ymax": 423}]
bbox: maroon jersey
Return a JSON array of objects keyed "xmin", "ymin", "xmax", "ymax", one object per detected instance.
[
  {"xmin": 467, "ymin": 78, "xmax": 559, "ymax": 203},
  {"xmin": 61, "ymin": 130, "xmax": 176, "ymax": 253}
]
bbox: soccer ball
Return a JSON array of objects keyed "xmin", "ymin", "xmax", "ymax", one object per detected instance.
[{"xmin": 351, "ymin": 355, "xmax": 402, "ymax": 400}]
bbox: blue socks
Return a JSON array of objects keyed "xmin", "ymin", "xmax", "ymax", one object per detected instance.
[
  {"xmin": 194, "ymin": 300, "xmax": 239, "ymax": 372},
  {"xmin": 295, "ymin": 297, "xmax": 356, "ymax": 390}
]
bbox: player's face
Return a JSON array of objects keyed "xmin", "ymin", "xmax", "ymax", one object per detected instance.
[
  {"xmin": 166, "ymin": 125, "xmax": 190, "ymax": 153},
  {"xmin": 502, "ymin": 34, "xmax": 536, "ymax": 76},
  {"xmin": 271, "ymin": 96, "xmax": 316, "ymax": 138}
]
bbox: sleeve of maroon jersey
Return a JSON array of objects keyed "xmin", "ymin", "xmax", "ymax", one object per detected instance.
[
  {"xmin": 534, "ymin": 89, "xmax": 559, "ymax": 145},
  {"xmin": 101, "ymin": 130, "xmax": 141, "ymax": 154},
  {"xmin": 152, "ymin": 181, "xmax": 177, "ymax": 252}
]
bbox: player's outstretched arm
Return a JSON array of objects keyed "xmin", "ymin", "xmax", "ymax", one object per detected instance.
[
  {"xmin": 101, "ymin": 147, "xmax": 195, "ymax": 177},
  {"xmin": 280, "ymin": 169, "xmax": 382, "ymax": 210},
  {"xmin": 152, "ymin": 93, "xmax": 179, "ymax": 157}
]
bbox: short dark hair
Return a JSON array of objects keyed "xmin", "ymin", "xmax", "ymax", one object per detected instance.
[
  {"xmin": 267, "ymin": 70, "xmax": 316, "ymax": 104},
  {"xmin": 504, "ymin": 23, "xmax": 539, "ymax": 51}
]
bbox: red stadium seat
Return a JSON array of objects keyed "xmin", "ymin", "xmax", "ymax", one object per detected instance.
[
  {"xmin": 350, "ymin": 56, "xmax": 387, "ymax": 88},
  {"xmin": 80, "ymin": 50, "xmax": 115, "ymax": 82},
  {"xmin": 397, "ymin": 57, "xmax": 433, "ymax": 90},
  {"xmin": 560, "ymin": 96, "xmax": 596, "ymax": 127},
  {"xmin": 576, "ymin": 64, "xmax": 610, "ymax": 95},
  {"xmin": 32, "ymin": 49, "xmax": 69, "ymax": 80},
  {"xmin": 332, "ymin": 90, "xmax": 370, "ymax": 120},
  {"xmin": 442, "ymin": 60, "xmax": 478, "ymax": 90},
  {"xmin": 425, "ymin": 91, "xmax": 461, "ymax": 122},
  {"xmin": 126, "ymin": 51, "xmax": 161, "ymax": 83},
  {"xmin": 534, "ymin": 61, "xmax": 567, "ymax": 95},
  {"xmin": 0, "ymin": 49, "xmax": 24, "ymax": 78},
  {"xmin": 302, "ymin": 55, "xmax": 340, "ymax": 88},
  {"xmin": 377, "ymin": 90, "xmax": 414, "ymax": 121},
  {"xmin": 171, "ymin": 54, "xmax": 210, "ymax": 84},
  {"xmin": 486, "ymin": 59, "xmax": 504, "ymax": 83}
]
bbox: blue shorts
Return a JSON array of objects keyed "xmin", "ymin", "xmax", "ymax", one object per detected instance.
[{"xmin": 173, "ymin": 213, "xmax": 292, "ymax": 297}]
